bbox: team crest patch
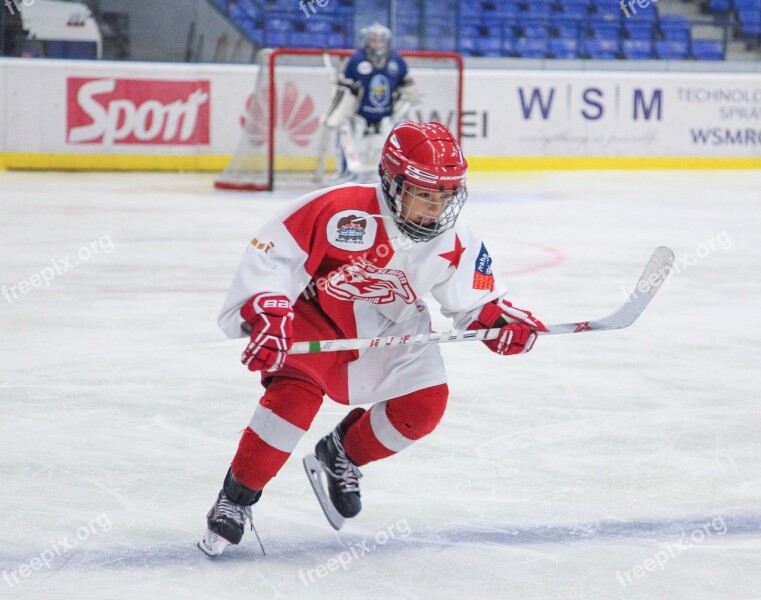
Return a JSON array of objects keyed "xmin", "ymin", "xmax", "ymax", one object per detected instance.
[
  {"xmin": 327, "ymin": 210, "xmax": 376, "ymax": 251},
  {"xmin": 369, "ymin": 74, "xmax": 391, "ymax": 106},
  {"xmin": 325, "ymin": 259, "xmax": 416, "ymax": 305},
  {"xmin": 472, "ymin": 243, "xmax": 495, "ymax": 291}
]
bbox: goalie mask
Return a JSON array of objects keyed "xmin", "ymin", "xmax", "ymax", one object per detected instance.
[
  {"xmin": 379, "ymin": 121, "xmax": 468, "ymax": 243},
  {"xmin": 360, "ymin": 23, "xmax": 392, "ymax": 67}
]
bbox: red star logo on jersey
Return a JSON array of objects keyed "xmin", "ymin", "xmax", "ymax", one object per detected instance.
[{"xmin": 438, "ymin": 234, "xmax": 466, "ymax": 269}]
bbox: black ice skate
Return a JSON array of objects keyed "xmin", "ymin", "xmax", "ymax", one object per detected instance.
[
  {"xmin": 303, "ymin": 408, "xmax": 365, "ymax": 530},
  {"xmin": 198, "ymin": 468, "xmax": 261, "ymax": 557}
]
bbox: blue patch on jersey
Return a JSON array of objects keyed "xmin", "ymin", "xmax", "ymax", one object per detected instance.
[
  {"xmin": 473, "ymin": 243, "xmax": 495, "ymax": 291},
  {"xmin": 368, "ymin": 74, "xmax": 391, "ymax": 107}
]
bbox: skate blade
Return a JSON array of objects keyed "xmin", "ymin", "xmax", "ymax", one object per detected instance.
[
  {"xmin": 303, "ymin": 454, "xmax": 346, "ymax": 531},
  {"xmin": 197, "ymin": 528, "xmax": 230, "ymax": 557}
]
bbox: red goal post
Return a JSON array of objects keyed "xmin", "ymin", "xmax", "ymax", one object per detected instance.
[{"xmin": 215, "ymin": 48, "xmax": 464, "ymax": 192}]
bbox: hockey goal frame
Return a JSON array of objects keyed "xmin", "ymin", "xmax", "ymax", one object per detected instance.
[{"xmin": 215, "ymin": 47, "xmax": 464, "ymax": 192}]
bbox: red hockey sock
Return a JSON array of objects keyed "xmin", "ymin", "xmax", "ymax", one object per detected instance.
[
  {"xmin": 343, "ymin": 384, "xmax": 448, "ymax": 466},
  {"xmin": 231, "ymin": 377, "xmax": 323, "ymax": 491}
]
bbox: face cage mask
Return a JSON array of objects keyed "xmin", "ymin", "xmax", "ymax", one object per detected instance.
[
  {"xmin": 382, "ymin": 175, "xmax": 468, "ymax": 243},
  {"xmin": 366, "ymin": 45, "xmax": 389, "ymax": 68},
  {"xmin": 363, "ymin": 31, "xmax": 390, "ymax": 67}
]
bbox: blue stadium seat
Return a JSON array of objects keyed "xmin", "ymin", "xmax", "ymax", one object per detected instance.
[
  {"xmin": 522, "ymin": 0, "xmax": 553, "ymax": 17},
  {"xmin": 556, "ymin": 1, "xmax": 589, "ymax": 18},
  {"xmin": 589, "ymin": 21, "xmax": 622, "ymax": 40},
  {"xmin": 459, "ymin": 36, "xmax": 477, "ymax": 55},
  {"xmin": 326, "ymin": 33, "xmax": 346, "ymax": 47},
  {"xmin": 583, "ymin": 38, "xmax": 619, "ymax": 58},
  {"xmin": 305, "ymin": 20, "xmax": 332, "ymax": 33},
  {"xmin": 427, "ymin": 36, "xmax": 457, "ymax": 51},
  {"xmin": 396, "ymin": 36, "xmax": 419, "ymax": 51},
  {"xmin": 495, "ymin": 0, "xmax": 523, "ymax": 17},
  {"xmin": 654, "ymin": 40, "xmax": 689, "ymax": 59},
  {"xmin": 706, "ymin": 0, "xmax": 731, "ymax": 11},
  {"xmin": 691, "ymin": 39, "xmax": 724, "ymax": 59},
  {"xmin": 477, "ymin": 37, "xmax": 504, "ymax": 56},
  {"xmin": 461, "ymin": 2, "xmax": 487, "ymax": 17},
  {"xmin": 552, "ymin": 18, "xmax": 581, "ymax": 39},
  {"xmin": 549, "ymin": 38, "xmax": 580, "ymax": 57},
  {"xmin": 265, "ymin": 31, "xmax": 290, "ymax": 46},
  {"xmin": 267, "ymin": 17, "xmax": 292, "ymax": 32},
  {"xmin": 591, "ymin": 3, "xmax": 621, "ymax": 19},
  {"xmin": 737, "ymin": 9, "xmax": 761, "ymax": 36},
  {"xmin": 632, "ymin": 4, "xmax": 658, "ymax": 22},
  {"xmin": 290, "ymin": 32, "xmax": 325, "ymax": 48},
  {"xmin": 625, "ymin": 21, "xmax": 655, "ymax": 40},
  {"xmin": 622, "ymin": 39, "xmax": 654, "ymax": 59},
  {"xmin": 515, "ymin": 37, "xmax": 549, "ymax": 57},
  {"xmin": 659, "ymin": 15, "xmax": 691, "ymax": 42},
  {"xmin": 235, "ymin": 0, "xmax": 259, "ymax": 19},
  {"xmin": 519, "ymin": 19, "xmax": 550, "ymax": 39}
]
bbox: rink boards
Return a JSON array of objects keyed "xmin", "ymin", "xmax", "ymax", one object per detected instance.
[{"xmin": 0, "ymin": 57, "xmax": 759, "ymax": 171}]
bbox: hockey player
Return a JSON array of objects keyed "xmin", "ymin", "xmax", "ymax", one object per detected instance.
[
  {"xmin": 198, "ymin": 121, "xmax": 546, "ymax": 557},
  {"xmin": 317, "ymin": 23, "xmax": 419, "ymax": 183}
]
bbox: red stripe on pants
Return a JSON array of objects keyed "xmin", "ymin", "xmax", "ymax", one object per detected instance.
[
  {"xmin": 343, "ymin": 383, "xmax": 448, "ymax": 466},
  {"xmin": 231, "ymin": 377, "xmax": 323, "ymax": 491}
]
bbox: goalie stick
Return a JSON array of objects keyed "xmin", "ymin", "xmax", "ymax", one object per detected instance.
[
  {"xmin": 289, "ymin": 246, "xmax": 675, "ymax": 355},
  {"xmin": 313, "ymin": 51, "xmax": 338, "ymax": 185}
]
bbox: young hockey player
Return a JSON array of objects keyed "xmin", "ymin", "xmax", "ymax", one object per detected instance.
[
  {"xmin": 199, "ymin": 121, "xmax": 546, "ymax": 557},
  {"xmin": 319, "ymin": 22, "xmax": 419, "ymax": 183}
]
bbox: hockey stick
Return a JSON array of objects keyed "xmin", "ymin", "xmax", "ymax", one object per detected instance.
[
  {"xmin": 313, "ymin": 51, "xmax": 336, "ymax": 185},
  {"xmin": 289, "ymin": 246, "xmax": 674, "ymax": 355}
]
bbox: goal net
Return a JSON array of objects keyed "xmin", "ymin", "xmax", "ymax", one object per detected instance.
[{"xmin": 215, "ymin": 48, "xmax": 463, "ymax": 192}]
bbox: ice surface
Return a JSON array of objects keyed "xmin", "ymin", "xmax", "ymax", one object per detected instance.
[{"xmin": 1, "ymin": 170, "xmax": 760, "ymax": 599}]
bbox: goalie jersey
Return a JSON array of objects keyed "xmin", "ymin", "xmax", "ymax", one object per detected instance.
[
  {"xmin": 342, "ymin": 49, "xmax": 410, "ymax": 124},
  {"xmin": 218, "ymin": 184, "xmax": 507, "ymax": 404}
]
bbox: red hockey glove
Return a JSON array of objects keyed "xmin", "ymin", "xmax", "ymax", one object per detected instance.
[
  {"xmin": 240, "ymin": 293, "xmax": 294, "ymax": 372},
  {"xmin": 468, "ymin": 298, "xmax": 547, "ymax": 356}
]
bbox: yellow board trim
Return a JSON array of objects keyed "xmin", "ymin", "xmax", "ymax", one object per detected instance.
[
  {"xmin": 467, "ymin": 156, "xmax": 761, "ymax": 170},
  {"xmin": 1, "ymin": 153, "xmax": 760, "ymax": 172},
  {"xmin": 0, "ymin": 153, "xmax": 230, "ymax": 171}
]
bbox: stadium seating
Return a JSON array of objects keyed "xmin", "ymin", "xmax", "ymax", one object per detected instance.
[
  {"xmin": 654, "ymin": 39, "xmax": 690, "ymax": 59},
  {"xmin": 691, "ymin": 39, "xmax": 725, "ymax": 59},
  {"xmin": 208, "ymin": 0, "xmax": 733, "ymax": 62},
  {"xmin": 622, "ymin": 39, "xmax": 654, "ymax": 59}
]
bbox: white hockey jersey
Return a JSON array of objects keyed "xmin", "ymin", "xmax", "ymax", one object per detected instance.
[{"xmin": 218, "ymin": 183, "xmax": 508, "ymax": 404}]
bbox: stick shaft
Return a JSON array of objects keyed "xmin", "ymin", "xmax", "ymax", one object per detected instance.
[{"xmin": 288, "ymin": 246, "xmax": 674, "ymax": 355}]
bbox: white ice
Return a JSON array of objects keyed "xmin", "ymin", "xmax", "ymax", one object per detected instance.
[{"xmin": 1, "ymin": 169, "xmax": 760, "ymax": 600}]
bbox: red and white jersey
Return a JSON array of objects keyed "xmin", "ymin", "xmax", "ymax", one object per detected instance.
[{"xmin": 218, "ymin": 184, "xmax": 508, "ymax": 403}]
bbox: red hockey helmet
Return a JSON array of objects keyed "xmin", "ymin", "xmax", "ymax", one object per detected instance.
[{"xmin": 379, "ymin": 121, "xmax": 468, "ymax": 243}]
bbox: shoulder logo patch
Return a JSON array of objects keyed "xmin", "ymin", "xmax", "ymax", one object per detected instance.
[{"xmin": 326, "ymin": 210, "xmax": 377, "ymax": 251}]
